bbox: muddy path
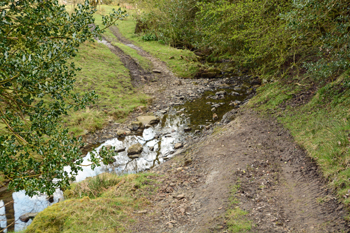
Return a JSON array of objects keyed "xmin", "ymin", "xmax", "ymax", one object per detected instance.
[
  {"xmin": 130, "ymin": 110, "xmax": 349, "ymax": 232},
  {"xmin": 88, "ymin": 28, "xmax": 349, "ymax": 232}
]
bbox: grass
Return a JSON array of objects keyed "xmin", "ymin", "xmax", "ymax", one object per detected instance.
[
  {"xmin": 63, "ymin": 41, "xmax": 149, "ymax": 136},
  {"xmin": 87, "ymin": 4, "xmax": 199, "ymax": 78},
  {"xmin": 26, "ymin": 173, "xmax": 158, "ymax": 233},
  {"xmin": 248, "ymin": 70, "xmax": 350, "ymax": 208},
  {"xmin": 225, "ymin": 183, "xmax": 252, "ymax": 232},
  {"xmin": 116, "ymin": 17, "xmax": 199, "ymax": 78}
]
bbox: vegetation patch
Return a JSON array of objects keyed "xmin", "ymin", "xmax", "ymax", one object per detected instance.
[
  {"xmin": 115, "ymin": 12, "xmax": 199, "ymax": 78},
  {"xmin": 26, "ymin": 173, "xmax": 158, "ymax": 233},
  {"xmin": 63, "ymin": 41, "xmax": 148, "ymax": 136},
  {"xmin": 225, "ymin": 183, "xmax": 252, "ymax": 232}
]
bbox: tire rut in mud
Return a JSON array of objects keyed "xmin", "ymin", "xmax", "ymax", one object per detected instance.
[{"xmin": 100, "ymin": 36, "xmax": 152, "ymax": 87}]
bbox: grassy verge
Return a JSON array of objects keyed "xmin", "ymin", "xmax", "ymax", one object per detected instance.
[
  {"xmin": 248, "ymin": 71, "xmax": 350, "ymax": 209},
  {"xmin": 26, "ymin": 173, "xmax": 158, "ymax": 233},
  {"xmin": 225, "ymin": 183, "xmax": 252, "ymax": 232},
  {"xmin": 63, "ymin": 41, "xmax": 148, "ymax": 136}
]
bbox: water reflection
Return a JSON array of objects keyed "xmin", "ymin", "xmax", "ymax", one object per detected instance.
[
  {"xmin": 65, "ymin": 109, "xmax": 187, "ymax": 182},
  {"xmin": 0, "ymin": 189, "xmax": 63, "ymax": 232}
]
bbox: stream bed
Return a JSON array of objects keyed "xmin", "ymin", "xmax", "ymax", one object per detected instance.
[{"xmin": 0, "ymin": 83, "xmax": 251, "ymax": 232}]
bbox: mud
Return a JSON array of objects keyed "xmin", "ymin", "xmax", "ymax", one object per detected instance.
[{"xmin": 130, "ymin": 109, "xmax": 349, "ymax": 232}]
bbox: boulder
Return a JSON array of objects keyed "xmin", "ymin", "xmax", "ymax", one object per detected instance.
[
  {"xmin": 127, "ymin": 143, "xmax": 143, "ymax": 156},
  {"xmin": 130, "ymin": 121, "xmax": 142, "ymax": 131},
  {"xmin": 137, "ymin": 116, "xmax": 160, "ymax": 126}
]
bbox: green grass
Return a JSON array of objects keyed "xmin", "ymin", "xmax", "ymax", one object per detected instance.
[
  {"xmin": 88, "ymin": 5, "xmax": 198, "ymax": 78},
  {"xmin": 248, "ymin": 71, "xmax": 350, "ymax": 208},
  {"xmin": 91, "ymin": 5, "xmax": 199, "ymax": 78},
  {"xmin": 225, "ymin": 183, "xmax": 252, "ymax": 232},
  {"xmin": 63, "ymin": 41, "xmax": 149, "ymax": 136},
  {"xmin": 116, "ymin": 17, "xmax": 199, "ymax": 78},
  {"xmin": 26, "ymin": 173, "xmax": 158, "ymax": 233}
]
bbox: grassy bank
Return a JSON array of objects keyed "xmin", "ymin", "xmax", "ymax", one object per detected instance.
[
  {"xmin": 26, "ymin": 173, "xmax": 158, "ymax": 233},
  {"xmin": 63, "ymin": 41, "xmax": 148, "ymax": 136},
  {"xmin": 248, "ymin": 71, "xmax": 350, "ymax": 209}
]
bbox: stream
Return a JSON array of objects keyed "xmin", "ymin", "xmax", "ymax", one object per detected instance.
[{"xmin": 0, "ymin": 81, "xmax": 251, "ymax": 232}]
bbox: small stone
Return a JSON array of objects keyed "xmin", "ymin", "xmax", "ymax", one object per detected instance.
[
  {"xmin": 174, "ymin": 143, "xmax": 183, "ymax": 149},
  {"xmin": 174, "ymin": 194, "xmax": 185, "ymax": 199},
  {"xmin": 117, "ymin": 130, "xmax": 126, "ymax": 137},
  {"xmin": 105, "ymin": 145, "xmax": 112, "ymax": 150},
  {"xmin": 115, "ymin": 147, "xmax": 126, "ymax": 153},
  {"xmin": 130, "ymin": 121, "xmax": 142, "ymax": 131},
  {"xmin": 211, "ymin": 107, "xmax": 216, "ymax": 112},
  {"xmin": 135, "ymin": 210, "xmax": 148, "ymax": 214},
  {"xmin": 160, "ymin": 110, "xmax": 167, "ymax": 114},
  {"xmin": 19, "ymin": 213, "xmax": 37, "ymax": 222},
  {"xmin": 213, "ymin": 113, "xmax": 218, "ymax": 120},
  {"xmin": 153, "ymin": 69, "xmax": 161, "ymax": 73},
  {"xmin": 184, "ymin": 127, "xmax": 192, "ymax": 132},
  {"xmin": 195, "ymin": 130, "xmax": 200, "ymax": 134},
  {"xmin": 215, "ymin": 91, "xmax": 226, "ymax": 96}
]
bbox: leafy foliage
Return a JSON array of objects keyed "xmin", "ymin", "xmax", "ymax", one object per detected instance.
[
  {"xmin": 0, "ymin": 0, "xmax": 126, "ymax": 196},
  {"xmin": 135, "ymin": 0, "xmax": 350, "ymax": 79}
]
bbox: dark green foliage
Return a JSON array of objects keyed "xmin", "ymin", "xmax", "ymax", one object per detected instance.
[
  {"xmin": 0, "ymin": 0, "xmax": 127, "ymax": 196},
  {"xmin": 141, "ymin": 32, "xmax": 158, "ymax": 41},
  {"xmin": 136, "ymin": 0, "xmax": 350, "ymax": 80}
]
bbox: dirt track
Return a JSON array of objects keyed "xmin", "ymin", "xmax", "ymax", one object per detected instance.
[{"xmin": 95, "ymin": 27, "xmax": 349, "ymax": 232}]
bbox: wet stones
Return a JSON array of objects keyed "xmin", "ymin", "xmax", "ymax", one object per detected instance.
[
  {"xmin": 229, "ymin": 100, "xmax": 242, "ymax": 106},
  {"xmin": 115, "ymin": 147, "xmax": 126, "ymax": 153},
  {"xmin": 19, "ymin": 213, "xmax": 38, "ymax": 222},
  {"xmin": 215, "ymin": 90, "xmax": 226, "ymax": 96},
  {"xmin": 127, "ymin": 143, "xmax": 143, "ymax": 158},
  {"xmin": 130, "ymin": 121, "xmax": 143, "ymax": 131},
  {"xmin": 230, "ymin": 91, "xmax": 241, "ymax": 96},
  {"xmin": 184, "ymin": 127, "xmax": 192, "ymax": 132},
  {"xmin": 137, "ymin": 116, "xmax": 160, "ymax": 126}
]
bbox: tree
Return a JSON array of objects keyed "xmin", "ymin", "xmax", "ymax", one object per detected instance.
[{"xmin": 0, "ymin": 0, "xmax": 126, "ymax": 197}]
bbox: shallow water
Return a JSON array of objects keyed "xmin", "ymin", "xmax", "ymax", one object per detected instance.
[{"xmin": 0, "ymin": 84, "xmax": 250, "ymax": 232}]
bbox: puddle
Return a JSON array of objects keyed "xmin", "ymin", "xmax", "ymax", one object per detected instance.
[{"xmin": 0, "ymin": 76, "xmax": 251, "ymax": 232}]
